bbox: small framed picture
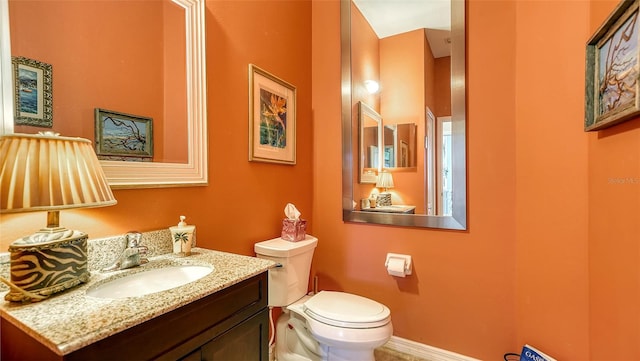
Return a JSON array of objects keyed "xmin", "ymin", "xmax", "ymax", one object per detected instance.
[
  {"xmin": 400, "ymin": 141, "xmax": 409, "ymax": 167},
  {"xmin": 94, "ymin": 108, "xmax": 153, "ymax": 161},
  {"xmin": 585, "ymin": 0, "xmax": 640, "ymax": 131},
  {"xmin": 12, "ymin": 56, "xmax": 53, "ymax": 127},
  {"xmin": 248, "ymin": 64, "xmax": 296, "ymax": 165}
]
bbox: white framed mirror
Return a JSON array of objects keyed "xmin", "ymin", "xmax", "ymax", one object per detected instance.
[
  {"xmin": 0, "ymin": 0, "xmax": 207, "ymax": 189},
  {"xmin": 342, "ymin": 0, "xmax": 466, "ymax": 230}
]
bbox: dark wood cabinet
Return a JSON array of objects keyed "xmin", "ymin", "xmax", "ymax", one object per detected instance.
[
  {"xmin": 199, "ymin": 308, "xmax": 268, "ymax": 361},
  {"xmin": 1, "ymin": 272, "xmax": 269, "ymax": 361}
]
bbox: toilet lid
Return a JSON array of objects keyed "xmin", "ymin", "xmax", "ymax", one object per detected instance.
[{"xmin": 303, "ymin": 291, "xmax": 391, "ymax": 329}]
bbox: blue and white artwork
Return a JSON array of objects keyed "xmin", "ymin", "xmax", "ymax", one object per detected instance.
[
  {"xmin": 17, "ymin": 67, "xmax": 39, "ymax": 114},
  {"xmin": 12, "ymin": 56, "xmax": 52, "ymax": 127}
]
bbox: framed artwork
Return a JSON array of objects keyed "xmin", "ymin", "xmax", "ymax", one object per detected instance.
[
  {"xmin": 12, "ymin": 56, "xmax": 53, "ymax": 127},
  {"xmin": 400, "ymin": 141, "xmax": 409, "ymax": 167},
  {"xmin": 248, "ymin": 64, "xmax": 296, "ymax": 164},
  {"xmin": 94, "ymin": 108, "xmax": 153, "ymax": 161},
  {"xmin": 384, "ymin": 145, "xmax": 394, "ymax": 168},
  {"xmin": 585, "ymin": 0, "xmax": 640, "ymax": 131}
]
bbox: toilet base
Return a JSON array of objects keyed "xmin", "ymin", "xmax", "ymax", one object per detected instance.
[
  {"xmin": 319, "ymin": 346, "xmax": 376, "ymax": 361},
  {"xmin": 276, "ymin": 309, "xmax": 322, "ymax": 361},
  {"xmin": 275, "ymin": 307, "xmax": 383, "ymax": 361}
]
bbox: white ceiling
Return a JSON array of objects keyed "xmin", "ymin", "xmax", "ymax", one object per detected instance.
[{"xmin": 352, "ymin": 0, "xmax": 452, "ymax": 58}]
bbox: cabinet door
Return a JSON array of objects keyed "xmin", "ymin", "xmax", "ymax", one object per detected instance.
[
  {"xmin": 180, "ymin": 349, "xmax": 202, "ymax": 361},
  {"xmin": 201, "ymin": 308, "xmax": 269, "ymax": 361}
]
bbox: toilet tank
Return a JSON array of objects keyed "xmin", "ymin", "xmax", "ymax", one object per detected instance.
[{"xmin": 254, "ymin": 235, "xmax": 318, "ymax": 307}]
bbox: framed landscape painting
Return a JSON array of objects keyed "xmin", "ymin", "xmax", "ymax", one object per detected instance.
[
  {"xmin": 248, "ymin": 64, "xmax": 296, "ymax": 165},
  {"xmin": 12, "ymin": 56, "xmax": 53, "ymax": 127},
  {"xmin": 95, "ymin": 108, "xmax": 153, "ymax": 161},
  {"xmin": 585, "ymin": 0, "xmax": 640, "ymax": 131}
]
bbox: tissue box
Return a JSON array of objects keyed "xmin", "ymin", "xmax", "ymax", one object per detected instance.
[{"xmin": 281, "ymin": 219, "xmax": 307, "ymax": 242}]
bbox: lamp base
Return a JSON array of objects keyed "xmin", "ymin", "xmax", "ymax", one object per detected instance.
[
  {"xmin": 377, "ymin": 192, "xmax": 392, "ymax": 207},
  {"xmin": 5, "ymin": 231, "xmax": 90, "ymax": 302}
]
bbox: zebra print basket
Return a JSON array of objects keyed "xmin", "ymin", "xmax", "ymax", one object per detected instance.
[{"xmin": 5, "ymin": 233, "xmax": 90, "ymax": 302}]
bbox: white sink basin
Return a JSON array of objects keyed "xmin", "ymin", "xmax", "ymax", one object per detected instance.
[{"xmin": 87, "ymin": 265, "xmax": 213, "ymax": 299}]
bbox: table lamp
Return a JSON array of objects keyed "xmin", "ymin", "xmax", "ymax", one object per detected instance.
[
  {"xmin": 0, "ymin": 132, "xmax": 117, "ymax": 302},
  {"xmin": 376, "ymin": 171, "xmax": 394, "ymax": 206}
]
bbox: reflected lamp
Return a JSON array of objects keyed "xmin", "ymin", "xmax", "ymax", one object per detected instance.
[
  {"xmin": 376, "ymin": 171, "xmax": 394, "ymax": 206},
  {"xmin": 0, "ymin": 132, "xmax": 117, "ymax": 302}
]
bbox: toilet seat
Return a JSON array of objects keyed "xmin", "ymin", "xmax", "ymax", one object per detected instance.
[{"xmin": 303, "ymin": 291, "xmax": 391, "ymax": 329}]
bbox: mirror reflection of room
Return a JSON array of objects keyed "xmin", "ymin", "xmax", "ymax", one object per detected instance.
[
  {"xmin": 383, "ymin": 123, "xmax": 417, "ymax": 168},
  {"xmin": 8, "ymin": 0, "xmax": 188, "ymax": 164},
  {"xmin": 359, "ymin": 101, "xmax": 381, "ymax": 184},
  {"xmin": 351, "ymin": 0, "xmax": 452, "ymax": 216}
]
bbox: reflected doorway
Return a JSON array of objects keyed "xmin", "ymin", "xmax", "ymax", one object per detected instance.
[{"xmin": 425, "ymin": 109, "xmax": 452, "ymax": 216}]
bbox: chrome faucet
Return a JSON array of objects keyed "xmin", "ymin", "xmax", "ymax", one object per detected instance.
[{"xmin": 102, "ymin": 231, "xmax": 149, "ymax": 272}]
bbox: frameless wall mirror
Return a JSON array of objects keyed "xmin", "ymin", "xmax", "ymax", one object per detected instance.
[
  {"xmin": 342, "ymin": 0, "xmax": 466, "ymax": 229},
  {"xmin": 0, "ymin": 0, "xmax": 207, "ymax": 189}
]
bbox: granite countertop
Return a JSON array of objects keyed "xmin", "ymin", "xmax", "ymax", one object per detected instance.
[{"xmin": 0, "ymin": 247, "xmax": 275, "ymax": 356}]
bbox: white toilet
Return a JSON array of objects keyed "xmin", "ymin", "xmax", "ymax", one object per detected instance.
[{"xmin": 254, "ymin": 235, "xmax": 393, "ymax": 361}]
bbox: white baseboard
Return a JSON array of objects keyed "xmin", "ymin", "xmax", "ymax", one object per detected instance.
[{"xmin": 383, "ymin": 336, "xmax": 481, "ymax": 361}]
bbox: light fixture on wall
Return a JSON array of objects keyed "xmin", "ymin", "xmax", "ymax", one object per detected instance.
[
  {"xmin": 364, "ymin": 79, "xmax": 380, "ymax": 94},
  {"xmin": 0, "ymin": 132, "xmax": 117, "ymax": 302},
  {"xmin": 376, "ymin": 171, "xmax": 394, "ymax": 206}
]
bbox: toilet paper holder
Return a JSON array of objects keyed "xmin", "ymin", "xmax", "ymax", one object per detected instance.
[{"xmin": 385, "ymin": 253, "xmax": 412, "ymax": 276}]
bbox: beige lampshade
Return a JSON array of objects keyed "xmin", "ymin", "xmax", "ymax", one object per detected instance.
[
  {"xmin": 376, "ymin": 171, "xmax": 394, "ymax": 190},
  {"xmin": 0, "ymin": 132, "xmax": 117, "ymax": 213},
  {"xmin": 0, "ymin": 132, "xmax": 116, "ymax": 302}
]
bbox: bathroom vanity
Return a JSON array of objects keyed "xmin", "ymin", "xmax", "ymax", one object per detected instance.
[{"xmin": 0, "ymin": 247, "xmax": 275, "ymax": 361}]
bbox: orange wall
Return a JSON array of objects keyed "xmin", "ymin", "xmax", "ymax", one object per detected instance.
[
  {"xmin": 380, "ymin": 29, "xmax": 426, "ymax": 126},
  {"xmin": 350, "ymin": 2, "xmax": 380, "ymax": 112},
  {"xmin": 588, "ymin": 1, "xmax": 640, "ymax": 360},
  {"xmin": 162, "ymin": 0, "xmax": 188, "ymax": 163},
  {"xmin": 351, "ymin": 3, "xmax": 380, "ymax": 201},
  {"xmin": 380, "ymin": 30, "xmax": 426, "ymax": 211},
  {"xmin": 514, "ymin": 0, "xmax": 590, "ymax": 359},
  {"xmin": 202, "ymin": 0, "xmax": 313, "ymax": 255},
  {"xmin": 434, "ymin": 56, "xmax": 451, "ymax": 117}
]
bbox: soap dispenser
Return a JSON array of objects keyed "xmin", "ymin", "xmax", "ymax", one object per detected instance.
[{"xmin": 169, "ymin": 215, "xmax": 195, "ymax": 256}]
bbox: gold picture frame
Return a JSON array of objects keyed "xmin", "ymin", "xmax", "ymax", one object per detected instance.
[
  {"xmin": 12, "ymin": 56, "xmax": 53, "ymax": 128},
  {"xmin": 248, "ymin": 64, "xmax": 296, "ymax": 165}
]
